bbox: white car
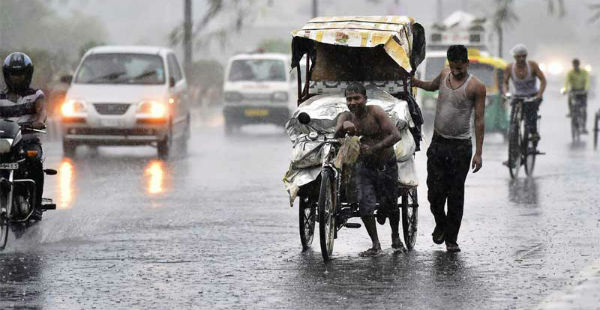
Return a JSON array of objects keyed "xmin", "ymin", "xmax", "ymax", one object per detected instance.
[
  {"xmin": 222, "ymin": 53, "xmax": 296, "ymax": 134},
  {"xmin": 61, "ymin": 46, "xmax": 191, "ymax": 159}
]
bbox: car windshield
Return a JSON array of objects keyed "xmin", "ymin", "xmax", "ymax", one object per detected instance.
[
  {"xmin": 75, "ymin": 53, "xmax": 165, "ymax": 85},
  {"xmin": 424, "ymin": 56, "xmax": 446, "ymax": 80},
  {"xmin": 228, "ymin": 59, "xmax": 287, "ymax": 82},
  {"xmin": 469, "ymin": 63, "xmax": 495, "ymax": 88}
]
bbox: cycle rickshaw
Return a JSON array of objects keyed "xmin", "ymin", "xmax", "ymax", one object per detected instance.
[{"xmin": 283, "ymin": 16, "xmax": 426, "ymax": 261}]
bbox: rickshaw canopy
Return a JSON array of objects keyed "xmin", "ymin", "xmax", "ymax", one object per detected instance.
[{"xmin": 291, "ymin": 16, "xmax": 425, "ymax": 81}]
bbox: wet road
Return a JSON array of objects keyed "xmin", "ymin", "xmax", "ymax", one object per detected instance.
[{"xmin": 1, "ymin": 91, "xmax": 600, "ymax": 310}]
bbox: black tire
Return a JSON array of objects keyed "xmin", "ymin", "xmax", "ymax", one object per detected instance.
[
  {"xmin": 158, "ymin": 124, "xmax": 172, "ymax": 160},
  {"xmin": 524, "ymin": 124, "xmax": 537, "ymax": 176},
  {"xmin": 318, "ymin": 169, "xmax": 336, "ymax": 261},
  {"xmin": 0, "ymin": 214, "xmax": 7, "ymax": 250},
  {"xmin": 62, "ymin": 140, "xmax": 77, "ymax": 157},
  {"xmin": 571, "ymin": 111, "xmax": 580, "ymax": 142},
  {"xmin": 508, "ymin": 105, "xmax": 522, "ymax": 179},
  {"xmin": 299, "ymin": 196, "xmax": 315, "ymax": 251},
  {"xmin": 594, "ymin": 112, "xmax": 599, "ymax": 150},
  {"xmin": 157, "ymin": 137, "xmax": 170, "ymax": 160},
  {"xmin": 0, "ymin": 191, "xmax": 9, "ymax": 250},
  {"xmin": 401, "ymin": 187, "xmax": 418, "ymax": 250}
]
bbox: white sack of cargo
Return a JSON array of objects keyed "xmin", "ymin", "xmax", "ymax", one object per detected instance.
[{"xmin": 283, "ymin": 87, "xmax": 418, "ymax": 204}]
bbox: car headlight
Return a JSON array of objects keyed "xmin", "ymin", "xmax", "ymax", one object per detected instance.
[
  {"xmin": 272, "ymin": 91, "xmax": 288, "ymax": 102},
  {"xmin": 224, "ymin": 91, "xmax": 243, "ymax": 102},
  {"xmin": 137, "ymin": 100, "xmax": 168, "ymax": 118},
  {"xmin": 0, "ymin": 139, "xmax": 13, "ymax": 154},
  {"xmin": 61, "ymin": 100, "xmax": 86, "ymax": 117}
]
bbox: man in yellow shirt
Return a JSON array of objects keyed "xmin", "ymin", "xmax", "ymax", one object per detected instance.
[{"xmin": 563, "ymin": 59, "xmax": 590, "ymax": 132}]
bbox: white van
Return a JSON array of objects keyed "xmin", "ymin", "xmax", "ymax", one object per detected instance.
[
  {"xmin": 61, "ymin": 46, "xmax": 191, "ymax": 159},
  {"xmin": 222, "ymin": 53, "xmax": 296, "ymax": 134}
]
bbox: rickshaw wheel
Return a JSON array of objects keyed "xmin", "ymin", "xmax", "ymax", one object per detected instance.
[
  {"xmin": 299, "ymin": 196, "xmax": 315, "ymax": 251},
  {"xmin": 318, "ymin": 169, "xmax": 336, "ymax": 261},
  {"xmin": 401, "ymin": 187, "xmax": 418, "ymax": 250}
]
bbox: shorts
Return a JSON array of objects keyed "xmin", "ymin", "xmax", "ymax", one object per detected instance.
[{"xmin": 353, "ymin": 159, "xmax": 398, "ymax": 217}]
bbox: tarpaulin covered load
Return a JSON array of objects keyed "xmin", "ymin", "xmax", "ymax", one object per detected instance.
[
  {"xmin": 291, "ymin": 16, "xmax": 426, "ymax": 81},
  {"xmin": 283, "ymin": 87, "xmax": 418, "ymax": 204}
]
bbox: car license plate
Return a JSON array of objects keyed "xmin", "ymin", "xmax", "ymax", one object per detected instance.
[
  {"xmin": 100, "ymin": 118, "xmax": 126, "ymax": 127},
  {"xmin": 0, "ymin": 163, "xmax": 18, "ymax": 170},
  {"xmin": 244, "ymin": 109, "xmax": 269, "ymax": 117}
]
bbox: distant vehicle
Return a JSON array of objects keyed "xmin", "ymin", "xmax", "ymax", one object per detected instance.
[
  {"xmin": 222, "ymin": 53, "xmax": 296, "ymax": 135},
  {"xmin": 60, "ymin": 46, "xmax": 191, "ymax": 159},
  {"xmin": 415, "ymin": 50, "xmax": 447, "ymax": 121}
]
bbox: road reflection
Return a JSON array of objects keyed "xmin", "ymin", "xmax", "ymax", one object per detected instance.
[
  {"xmin": 58, "ymin": 159, "xmax": 75, "ymax": 209},
  {"xmin": 145, "ymin": 160, "xmax": 166, "ymax": 195},
  {"xmin": 508, "ymin": 177, "xmax": 539, "ymax": 205}
]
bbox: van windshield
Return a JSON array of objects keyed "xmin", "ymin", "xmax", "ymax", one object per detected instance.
[
  {"xmin": 75, "ymin": 53, "xmax": 165, "ymax": 85},
  {"xmin": 228, "ymin": 59, "xmax": 287, "ymax": 82}
]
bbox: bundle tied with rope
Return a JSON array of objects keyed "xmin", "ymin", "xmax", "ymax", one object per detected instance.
[{"xmin": 334, "ymin": 135, "xmax": 361, "ymax": 169}]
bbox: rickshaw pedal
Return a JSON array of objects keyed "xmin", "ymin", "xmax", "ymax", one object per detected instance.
[{"xmin": 344, "ymin": 223, "xmax": 362, "ymax": 229}]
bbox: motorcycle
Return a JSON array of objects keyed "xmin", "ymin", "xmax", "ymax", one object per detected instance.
[{"xmin": 0, "ymin": 119, "xmax": 56, "ymax": 250}]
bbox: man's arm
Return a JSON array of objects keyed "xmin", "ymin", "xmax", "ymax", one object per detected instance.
[
  {"xmin": 502, "ymin": 63, "xmax": 512, "ymax": 94},
  {"xmin": 334, "ymin": 111, "xmax": 352, "ymax": 138},
  {"xmin": 532, "ymin": 61, "xmax": 547, "ymax": 99},
  {"xmin": 33, "ymin": 91, "xmax": 47, "ymax": 128},
  {"xmin": 368, "ymin": 106, "xmax": 401, "ymax": 153},
  {"xmin": 412, "ymin": 69, "xmax": 444, "ymax": 92},
  {"xmin": 470, "ymin": 80, "xmax": 486, "ymax": 173}
]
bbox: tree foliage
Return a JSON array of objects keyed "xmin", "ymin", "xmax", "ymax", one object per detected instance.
[{"xmin": 0, "ymin": 0, "xmax": 107, "ymax": 89}]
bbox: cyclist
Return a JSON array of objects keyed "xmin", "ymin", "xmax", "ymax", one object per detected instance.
[
  {"xmin": 562, "ymin": 58, "xmax": 590, "ymax": 133},
  {"xmin": 0, "ymin": 52, "xmax": 47, "ymax": 220},
  {"xmin": 502, "ymin": 44, "xmax": 547, "ymax": 141}
]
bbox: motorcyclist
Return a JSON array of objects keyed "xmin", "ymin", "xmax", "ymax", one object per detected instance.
[
  {"xmin": 562, "ymin": 58, "xmax": 590, "ymax": 133},
  {"xmin": 0, "ymin": 52, "xmax": 47, "ymax": 220}
]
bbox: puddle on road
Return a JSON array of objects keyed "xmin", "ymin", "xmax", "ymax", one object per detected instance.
[{"xmin": 58, "ymin": 159, "xmax": 75, "ymax": 209}]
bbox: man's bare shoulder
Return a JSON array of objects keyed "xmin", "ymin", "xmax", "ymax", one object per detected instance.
[
  {"xmin": 367, "ymin": 104, "xmax": 388, "ymax": 117},
  {"xmin": 467, "ymin": 76, "xmax": 486, "ymax": 96}
]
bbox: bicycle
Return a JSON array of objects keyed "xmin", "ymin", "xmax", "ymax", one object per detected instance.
[
  {"xmin": 594, "ymin": 110, "xmax": 600, "ymax": 150},
  {"xmin": 568, "ymin": 90, "xmax": 588, "ymax": 142},
  {"xmin": 505, "ymin": 94, "xmax": 544, "ymax": 179},
  {"xmin": 295, "ymin": 112, "xmax": 418, "ymax": 261}
]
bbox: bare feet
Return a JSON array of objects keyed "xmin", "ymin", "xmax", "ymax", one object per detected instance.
[
  {"xmin": 391, "ymin": 234, "xmax": 406, "ymax": 253},
  {"xmin": 359, "ymin": 244, "xmax": 382, "ymax": 257}
]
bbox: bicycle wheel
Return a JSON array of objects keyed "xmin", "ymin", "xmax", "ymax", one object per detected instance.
[
  {"xmin": 508, "ymin": 105, "xmax": 522, "ymax": 179},
  {"xmin": 318, "ymin": 169, "xmax": 336, "ymax": 261},
  {"xmin": 401, "ymin": 187, "xmax": 418, "ymax": 250},
  {"xmin": 594, "ymin": 112, "xmax": 599, "ymax": 150},
  {"xmin": 571, "ymin": 110, "xmax": 580, "ymax": 142},
  {"xmin": 299, "ymin": 196, "xmax": 315, "ymax": 251},
  {"xmin": 524, "ymin": 122, "xmax": 537, "ymax": 176}
]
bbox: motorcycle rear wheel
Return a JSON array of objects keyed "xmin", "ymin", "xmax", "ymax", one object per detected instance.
[{"xmin": 0, "ymin": 212, "xmax": 8, "ymax": 250}]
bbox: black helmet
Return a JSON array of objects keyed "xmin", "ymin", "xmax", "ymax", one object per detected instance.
[{"xmin": 2, "ymin": 52, "xmax": 34, "ymax": 93}]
